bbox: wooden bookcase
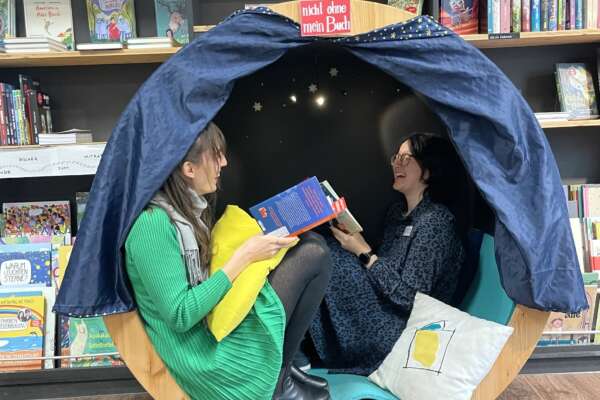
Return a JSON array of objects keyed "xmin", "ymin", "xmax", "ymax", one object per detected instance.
[{"xmin": 1, "ymin": 1, "xmax": 600, "ymax": 398}]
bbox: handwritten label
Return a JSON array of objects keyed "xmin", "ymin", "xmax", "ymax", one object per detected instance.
[
  {"xmin": 0, "ymin": 259, "xmax": 32, "ymax": 286},
  {"xmin": 299, "ymin": 0, "xmax": 351, "ymax": 37}
]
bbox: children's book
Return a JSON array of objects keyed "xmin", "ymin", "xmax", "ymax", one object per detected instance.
[
  {"xmin": 75, "ymin": 192, "xmax": 89, "ymax": 230},
  {"xmin": 54, "ymin": 245, "xmax": 121, "ymax": 368},
  {"xmin": 3, "ymin": 200, "xmax": 71, "ymax": 240},
  {"xmin": 555, "ymin": 63, "xmax": 599, "ymax": 119},
  {"xmin": 387, "ymin": 0, "xmax": 424, "ymax": 15},
  {"xmin": 154, "ymin": 0, "xmax": 194, "ymax": 45},
  {"xmin": 439, "ymin": 0, "xmax": 480, "ymax": 34},
  {"xmin": 249, "ymin": 177, "xmax": 355, "ymax": 237},
  {"xmin": 0, "ymin": 243, "xmax": 52, "ymax": 288},
  {"xmin": 539, "ymin": 285, "xmax": 597, "ymax": 345},
  {"xmin": 0, "ymin": 290, "xmax": 45, "ymax": 371},
  {"xmin": 320, "ymin": 180, "xmax": 363, "ymax": 234},
  {"xmin": 86, "ymin": 0, "xmax": 136, "ymax": 43},
  {"xmin": 23, "ymin": 0, "xmax": 74, "ymax": 50},
  {"xmin": 0, "ymin": 0, "xmax": 15, "ymax": 39}
]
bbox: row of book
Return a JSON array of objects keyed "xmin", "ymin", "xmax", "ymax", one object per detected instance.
[
  {"xmin": 539, "ymin": 184, "xmax": 600, "ymax": 347},
  {"xmin": 538, "ymin": 272, "xmax": 600, "ymax": 346},
  {"xmin": 0, "ymin": 74, "xmax": 53, "ymax": 146},
  {"xmin": 0, "ymin": 0, "xmax": 193, "ymax": 51},
  {"xmin": 388, "ymin": 0, "xmax": 600, "ymax": 34},
  {"xmin": 485, "ymin": 0, "xmax": 600, "ymax": 34},
  {"xmin": 0, "ymin": 195, "xmax": 123, "ymax": 372},
  {"xmin": 565, "ymin": 184, "xmax": 600, "ymax": 274}
]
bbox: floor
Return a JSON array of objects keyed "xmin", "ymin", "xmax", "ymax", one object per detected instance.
[
  {"xmin": 499, "ymin": 373, "xmax": 600, "ymax": 400},
  {"xmin": 49, "ymin": 373, "xmax": 600, "ymax": 399}
]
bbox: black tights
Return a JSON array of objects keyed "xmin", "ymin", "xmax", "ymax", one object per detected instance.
[{"xmin": 268, "ymin": 232, "xmax": 332, "ymax": 366}]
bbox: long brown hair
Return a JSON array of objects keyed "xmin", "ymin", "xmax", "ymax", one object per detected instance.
[{"xmin": 161, "ymin": 122, "xmax": 226, "ymax": 265}]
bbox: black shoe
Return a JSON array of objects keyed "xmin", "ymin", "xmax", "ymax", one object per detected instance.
[
  {"xmin": 290, "ymin": 365, "xmax": 329, "ymax": 390},
  {"xmin": 273, "ymin": 364, "xmax": 330, "ymax": 400}
]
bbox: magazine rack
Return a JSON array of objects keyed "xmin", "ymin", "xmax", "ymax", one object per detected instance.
[{"xmin": 104, "ymin": 1, "xmax": 549, "ymax": 399}]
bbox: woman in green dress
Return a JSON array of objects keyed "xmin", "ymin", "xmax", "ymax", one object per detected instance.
[{"xmin": 124, "ymin": 122, "xmax": 332, "ymax": 400}]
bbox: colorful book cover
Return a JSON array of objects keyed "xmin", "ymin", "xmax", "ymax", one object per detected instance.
[
  {"xmin": 0, "ymin": 244, "xmax": 52, "ymax": 287},
  {"xmin": 3, "ymin": 200, "xmax": 71, "ymax": 239},
  {"xmin": 541, "ymin": 0, "xmax": 549, "ymax": 29},
  {"xmin": 555, "ymin": 63, "xmax": 599, "ymax": 118},
  {"xmin": 569, "ymin": 0, "xmax": 576, "ymax": 28},
  {"xmin": 0, "ymin": 0, "xmax": 15, "ymax": 39},
  {"xmin": 250, "ymin": 177, "xmax": 341, "ymax": 237},
  {"xmin": 75, "ymin": 192, "xmax": 89, "ymax": 230},
  {"xmin": 548, "ymin": 0, "xmax": 558, "ymax": 29},
  {"xmin": 557, "ymin": 0, "xmax": 565, "ymax": 29},
  {"xmin": 522, "ymin": 0, "xmax": 531, "ymax": 31},
  {"xmin": 154, "ymin": 0, "xmax": 193, "ymax": 45},
  {"xmin": 23, "ymin": 0, "xmax": 74, "ymax": 50},
  {"xmin": 511, "ymin": 0, "xmax": 521, "ymax": 31},
  {"xmin": 86, "ymin": 0, "xmax": 136, "ymax": 43},
  {"xmin": 439, "ymin": 0, "xmax": 480, "ymax": 34},
  {"xmin": 540, "ymin": 285, "xmax": 597, "ymax": 345},
  {"xmin": 487, "ymin": 0, "xmax": 494, "ymax": 32},
  {"xmin": 0, "ymin": 290, "xmax": 45, "ymax": 371},
  {"xmin": 492, "ymin": 0, "xmax": 501, "ymax": 32},
  {"xmin": 54, "ymin": 245, "xmax": 121, "ymax": 368},
  {"xmin": 575, "ymin": 0, "xmax": 583, "ymax": 27},
  {"xmin": 499, "ymin": 0, "xmax": 510, "ymax": 32},
  {"xmin": 65, "ymin": 317, "xmax": 121, "ymax": 368},
  {"xmin": 387, "ymin": 0, "xmax": 424, "ymax": 14}
]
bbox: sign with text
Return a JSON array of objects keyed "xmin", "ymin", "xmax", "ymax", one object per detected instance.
[{"xmin": 299, "ymin": 0, "xmax": 351, "ymax": 37}]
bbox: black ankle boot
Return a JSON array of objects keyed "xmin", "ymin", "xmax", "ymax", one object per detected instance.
[
  {"xmin": 290, "ymin": 365, "xmax": 329, "ymax": 390},
  {"xmin": 272, "ymin": 363, "xmax": 331, "ymax": 400}
]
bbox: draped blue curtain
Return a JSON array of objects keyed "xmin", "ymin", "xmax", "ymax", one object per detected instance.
[{"xmin": 54, "ymin": 8, "xmax": 586, "ymax": 317}]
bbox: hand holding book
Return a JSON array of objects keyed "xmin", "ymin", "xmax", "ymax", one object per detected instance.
[{"xmin": 249, "ymin": 176, "xmax": 363, "ymax": 237}]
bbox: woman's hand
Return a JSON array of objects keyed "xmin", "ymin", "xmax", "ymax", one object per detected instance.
[
  {"xmin": 236, "ymin": 234, "xmax": 298, "ymax": 264},
  {"xmin": 330, "ymin": 226, "xmax": 371, "ymax": 256},
  {"xmin": 222, "ymin": 234, "xmax": 298, "ymax": 282}
]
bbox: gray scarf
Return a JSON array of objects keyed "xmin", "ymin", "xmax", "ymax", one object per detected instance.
[{"xmin": 150, "ymin": 188, "xmax": 209, "ymax": 287}]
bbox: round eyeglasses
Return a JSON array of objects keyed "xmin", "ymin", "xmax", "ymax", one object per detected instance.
[{"xmin": 390, "ymin": 153, "xmax": 414, "ymax": 166}]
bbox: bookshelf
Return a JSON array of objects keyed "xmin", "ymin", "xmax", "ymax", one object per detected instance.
[
  {"xmin": 464, "ymin": 29, "xmax": 600, "ymax": 48},
  {"xmin": 0, "ymin": 48, "xmax": 180, "ymax": 68},
  {"xmin": 193, "ymin": 25, "xmax": 600, "ymax": 49},
  {"xmin": 540, "ymin": 119, "xmax": 600, "ymax": 129}
]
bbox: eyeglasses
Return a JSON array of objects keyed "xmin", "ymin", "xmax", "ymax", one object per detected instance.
[{"xmin": 390, "ymin": 153, "xmax": 414, "ymax": 166}]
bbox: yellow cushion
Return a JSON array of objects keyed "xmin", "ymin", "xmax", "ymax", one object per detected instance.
[{"xmin": 207, "ymin": 205, "xmax": 293, "ymax": 341}]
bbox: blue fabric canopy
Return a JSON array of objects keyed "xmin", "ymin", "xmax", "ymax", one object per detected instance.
[{"xmin": 54, "ymin": 8, "xmax": 586, "ymax": 317}]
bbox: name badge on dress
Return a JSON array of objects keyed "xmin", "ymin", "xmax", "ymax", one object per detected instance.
[{"xmin": 402, "ymin": 226, "xmax": 413, "ymax": 237}]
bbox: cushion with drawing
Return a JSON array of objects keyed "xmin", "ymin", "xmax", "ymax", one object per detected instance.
[
  {"xmin": 207, "ymin": 205, "xmax": 294, "ymax": 341},
  {"xmin": 369, "ymin": 292, "xmax": 514, "ymax": 400}
]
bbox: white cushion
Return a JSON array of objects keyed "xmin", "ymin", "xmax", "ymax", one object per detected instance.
[{"xmin": 369, "ymin": 292, "xmax": 514, "ymax": 400}]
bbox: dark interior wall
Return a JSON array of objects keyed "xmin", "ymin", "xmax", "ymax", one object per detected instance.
[
  {"xmin": 214, "ymin": 43, "xmax": 448, "ymax": 242},
  {"xmin": 482, "ymin": 45, "xmax": 600, "ymax": 182}
]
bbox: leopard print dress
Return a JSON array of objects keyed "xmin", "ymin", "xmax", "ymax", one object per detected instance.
[{"xmin": 308, "ymin": 196, "xmax": 465, "ymax": 375}]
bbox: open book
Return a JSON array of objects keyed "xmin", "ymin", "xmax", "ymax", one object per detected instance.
[{"xmin": 249, "ymin": 177, "xmax": 363, "ymax": 237}]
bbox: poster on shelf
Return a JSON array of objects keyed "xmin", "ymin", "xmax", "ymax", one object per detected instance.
[{"xmin": 0, "ymin": 144, "xmax": 105, "ymax": 179}]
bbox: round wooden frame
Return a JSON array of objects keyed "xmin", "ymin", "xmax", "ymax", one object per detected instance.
[{"xmin": 104, "ymin": 2, "xmax": 550, "ymax": 399}]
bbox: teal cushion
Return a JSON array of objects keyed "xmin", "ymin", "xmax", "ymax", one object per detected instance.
[
  {"xmin": 309, "ymin": 234, "xmax": 514, "ymax": 400},
  {"xmin": 459, "ymin": 234, "xmax": 515, "ymax": 325},
  {"xmin": 310, "ymin": 369, "xmax": 398, "ymax": 400}
]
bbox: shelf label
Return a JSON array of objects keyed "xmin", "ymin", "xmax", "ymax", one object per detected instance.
[
  {"xmin": 299, "ymin": 0, "xmax": 351, "ymax": 37},
  {"xmin": 0, "ymin": 144, "xmax": 106, "ymax": 179},
  {"xmin": 488, "ymin": 32, "xmax": 521, "ymax": 40}
]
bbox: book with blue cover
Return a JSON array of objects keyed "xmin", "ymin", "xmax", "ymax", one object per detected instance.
[
  {"xmin": 0, "ymin": 243, "xmax": 52, "ymax": 288},
  {"xmin": 249, "ymin": 177, "xmax": 361, "ymax": 237}
]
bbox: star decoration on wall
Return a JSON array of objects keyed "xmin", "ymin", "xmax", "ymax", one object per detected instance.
[
  {"xmin": 309, "ymin": 83, "xmax": 318, "ymax": 93},
  {"xmin": 329, "ymin": 68, "xmax": 339, "ymax": 77},
  {"xmin": 253, "ymin": 102, "xmax": 263, "ymax": 112}
]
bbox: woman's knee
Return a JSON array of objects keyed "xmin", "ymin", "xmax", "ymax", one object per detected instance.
[{"xmin": 296, "ymin": 233, "xmax": 333, "ymax": 278}]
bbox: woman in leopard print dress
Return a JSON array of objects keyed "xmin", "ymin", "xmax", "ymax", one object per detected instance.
[{"xmin": 308, "ymin": 133, "xmax": 466, "ymax": 375}]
